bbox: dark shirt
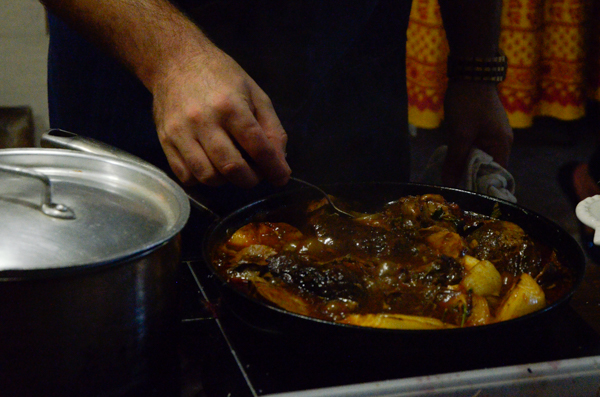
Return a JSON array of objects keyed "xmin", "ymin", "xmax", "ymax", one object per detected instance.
[{"xmin": 47, "ymin": 0, "xmax": 413, "ymax": 213}]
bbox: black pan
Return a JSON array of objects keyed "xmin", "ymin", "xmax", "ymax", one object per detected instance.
[{"xmin": 200, "ymin": 182, "xmax": 586, "ymax": 373}]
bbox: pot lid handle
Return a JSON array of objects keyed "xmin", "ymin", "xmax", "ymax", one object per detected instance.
[{"xmin": 0, "ymin": 163, "xmax": 76, "ymax": 220}]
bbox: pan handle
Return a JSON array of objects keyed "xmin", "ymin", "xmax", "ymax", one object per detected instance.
[{"xmin": 41, "ymin": 129, "xmax": 220, "ymax": 221}]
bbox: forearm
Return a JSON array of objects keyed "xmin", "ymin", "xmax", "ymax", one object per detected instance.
[
  {"xmin": 41, "ymin": 0, "xmax": 214, "ymax": 91},
  {"xmin": 436, "ymin": 1, "xmax": 512, "ymax": 186},
  {"xmin": 437, "ymin": 0, "xmax": 503, "ymax": 57},
  {"xmin": 42, "ymin": 0, "xmax": 291, "ymax": 188}
]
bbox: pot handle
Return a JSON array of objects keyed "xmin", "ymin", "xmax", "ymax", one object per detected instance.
[
  {"xmin": 41, "ymin": 129, "xmax": 220, "ymax": 221},
  {"xmin": 41, "ymin": 128, "xmax": 159, "ymax": 172},
  {"xmin": 0, "ymin": 164, "xmax": 76, "ymax": 219}
]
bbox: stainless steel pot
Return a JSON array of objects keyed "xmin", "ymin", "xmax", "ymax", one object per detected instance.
[{"xmin": 0, "ymin": 137, "xmax": 190, "ymax": 396}]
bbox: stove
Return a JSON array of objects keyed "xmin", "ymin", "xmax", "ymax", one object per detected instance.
[{"xmin": 171, "ymin": 211, "xmax": 600, "ymax": 397}]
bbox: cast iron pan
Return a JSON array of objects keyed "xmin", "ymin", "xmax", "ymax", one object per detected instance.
[{"xmin": 201, "ymin": 182, "xmax": 586, "ymax": 369}]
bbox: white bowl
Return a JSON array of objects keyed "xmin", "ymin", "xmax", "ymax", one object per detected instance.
[{"xmin": 576, "ymin": 195, "xmax": 600, "ymax": 245}]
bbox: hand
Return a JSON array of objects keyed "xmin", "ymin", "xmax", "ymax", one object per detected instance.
[
  {"xmin": 151, "ymin": 47, "xmax": 291, "ymax": 188},
  {"xmin": 441, "ymin": 80, "xmax": 513, "ymax": 187}
]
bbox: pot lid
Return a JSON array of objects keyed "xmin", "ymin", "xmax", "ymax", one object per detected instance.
[{"xmin": 0, "ymin": 149, "xmax": 190, "ymax": 276}]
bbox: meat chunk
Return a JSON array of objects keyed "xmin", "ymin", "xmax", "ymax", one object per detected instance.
[
  {"xmin": 226, "ymin": 222, "xmax": 304, "ymax": 250},
  {"xmin": 267, "ymin": 253, "xmax": 368, "ymax": 302},
  {"xmin": 466, "ymin": 220, "xmax": 544, "ymax": 276}
]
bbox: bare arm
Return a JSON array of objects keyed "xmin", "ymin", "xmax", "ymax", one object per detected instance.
[
  {"xmin": 41, "ymin": 0, "xmax": 291, "ymax": 188},
  {"xmin": 437, "ymin": 0, "xmax": 513, "ymax": 186}
]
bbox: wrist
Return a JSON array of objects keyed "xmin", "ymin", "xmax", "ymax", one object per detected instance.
[{"xmin": 445, "ymin": 79, "xmax": 502, "ymax": 103}]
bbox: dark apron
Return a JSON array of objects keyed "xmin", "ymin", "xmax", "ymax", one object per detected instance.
[{"xmin": 47, "ymin": 0, "xmax": 413, "ymax": 214}]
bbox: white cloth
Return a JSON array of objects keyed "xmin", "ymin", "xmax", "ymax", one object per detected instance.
[{"xmin": 419, "ymin": 145, "xmax": 517, "ymax": 203}]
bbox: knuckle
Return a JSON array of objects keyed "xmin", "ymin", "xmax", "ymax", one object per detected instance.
[
  {"xmin": 220, "ymin": 161, "xmax": 246, "ymax": 178},
  {"xmin": 279, "ymin": 130, "xmax": 288, "ymax": 143},
  {"xmin": 204, "ymin": 135, "xmax": 230, "ymax": 158},
  {"xmin": 183, "ymin": 107, "xmax": 209, "ymax": 128},
  {"xmin": 161, "ymin": 118, "xmax": 187, "ymax": 141},
  {"xmin": 186, "ymin": 156, "xmax": 205, "ymax": 173},
  {"xmin": 210, "ymin": 92, "xmax": 238, "ymax": 116},
  {"xmin": 188, "ymin": 160, "xmax": 224, "ymax": 186},
  {"xmin": 271, "ymin": 129, "xmax": 288, "ymax": 148}
]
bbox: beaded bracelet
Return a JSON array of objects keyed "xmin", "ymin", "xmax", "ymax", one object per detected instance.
[{"xmin": 447, "ymin": 50, "xmax": 507, "ymax": 83}]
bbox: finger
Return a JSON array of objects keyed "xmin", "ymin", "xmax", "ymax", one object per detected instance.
[
  {"xmin": 193, "ymin": 124, "xmax": 262, "ymax": 189},
  {"xmin": 225, "ymin": 99, "xmax": 291, "ymax": 186},
  {"xmin": 253, "ymin": 96, "xmax": 291, "ymax": 186},
  {"xmin": 162, "ymin": 135, "xmax": 227, "ymax": 186},
  {"xmin": 252, "ymin": 91, "xmax": 289, "ymax": 158}
]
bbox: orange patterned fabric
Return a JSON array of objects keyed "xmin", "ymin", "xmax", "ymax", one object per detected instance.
[{"xmin": 407, "ymin": 0, "xmax": 600, "ymax": 129}]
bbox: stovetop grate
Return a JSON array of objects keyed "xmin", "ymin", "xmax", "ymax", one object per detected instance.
[{"xmin": 177, "ymin": 257, "xmax": 600, "ymax": 397}]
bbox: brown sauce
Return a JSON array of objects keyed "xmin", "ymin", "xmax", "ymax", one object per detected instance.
[{"xmin": 212, "ymin": 194, "xmax": 575, "ymax": 329}]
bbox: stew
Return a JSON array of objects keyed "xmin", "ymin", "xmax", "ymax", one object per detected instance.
[{"xmin": 212, "ymin": 194, "xmax": 575, "ymax": 329}]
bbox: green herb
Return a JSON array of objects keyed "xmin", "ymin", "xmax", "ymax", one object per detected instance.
[
  {"xmin": 432, "ymin": 208, "xmax": 444, "ymax": 220},
  {"xmin": 491, "ymin": 203, "xmax": 502, "ymax": 219},
  {"xmin": 460, "ymin": 304, "xmax": 468, "ymax": 327}
]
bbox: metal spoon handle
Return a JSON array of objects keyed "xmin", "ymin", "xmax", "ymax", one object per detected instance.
[{"xmin": 289, "ymin": 177, "xmax": 354, "ymax": 218}]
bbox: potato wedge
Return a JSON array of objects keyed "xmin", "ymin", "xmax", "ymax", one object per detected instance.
[
  {"xmin": 466, "ymin": 294, "xmax": 492, "ymax": 326},
  {"xmin": 461, "ymin": 256, "xmax": 502, "ymax": 297},
  {"xmin": 340, "ymin": 313, "xmax": 456, "ymax": 330},
  {"xmin": 495, "ymin": 273, "xmax": 546, "ymax": 321}
]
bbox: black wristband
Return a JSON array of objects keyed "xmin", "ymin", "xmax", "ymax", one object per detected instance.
[{"xmin": 447, "ymin": 50, "xmax": 508, "ymax": 83}]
